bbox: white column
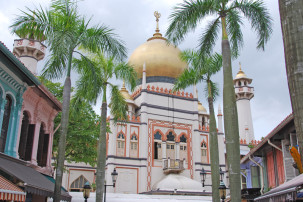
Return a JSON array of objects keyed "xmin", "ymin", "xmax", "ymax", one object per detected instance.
[
  {"xmin": 31, "ymin": 121, "xmax": 41, "ymax": 165},
  {"xmin": 162, "ymin": 141, "xmax": 166, "ymax": 159},
  {"xmin": 175, "ymin": 142, "xmax": 180, "ymax": 160}
]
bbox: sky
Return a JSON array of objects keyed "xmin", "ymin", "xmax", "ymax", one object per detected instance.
[{"xmin": 0, "ymin": 0, "xmax": 292, "ymax": 141}]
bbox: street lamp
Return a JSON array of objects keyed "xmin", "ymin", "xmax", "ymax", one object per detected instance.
[
  {"xmin": 200, "ymin": 168, "xmax": 206, "ymax": 187},
  {"xmin": 83, "ymin": 182, "xmax": 91, "ymax": 202},
  {"xmin": 104, "ymin": 168, "xmax": 118, "ymax": 202},
  {"xmin": 219, "ymin": 181, "xmax": 227, "ymax": 202}
]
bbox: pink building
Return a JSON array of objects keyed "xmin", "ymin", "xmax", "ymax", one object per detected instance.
[{"xmin": 13, "ymin": 38, "xmax": 62, "ymax": 175}]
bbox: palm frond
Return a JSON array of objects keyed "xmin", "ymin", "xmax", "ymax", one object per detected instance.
[
  {"xmin": 74, "ymin": 58, "xmax": 103, "ymax": 105},
  {"xmin": 236, "ymin": 0, "xmax": 273, "ymax": 50},
  {"xmin": 10, "ymin": 6, "xmax": 52, "ymax": 41},
  {"xmin": 80, "ymin": 25, "xmax": 127, "ymax": 61},
  {"xmin": 226, "ymin": 8, "xmax": 243, "ymax": 58},
  {"xmin": 205, "ymin": 80, "xmax": 219, "ymax": 101},
  {"xmin": 198, "ymin": 17, "xmax": 221, "ymax": 56},
  {"xmin": 42, "ymin": 49, "xmax": 69, "ymax": 79},
  {"xmin": 173, "ymin": 68, "xmax": 202, "ymax": 92},
  {"xmin": 114, "ymin": 63, "xmax": 137, "ymax": 91},
  {"xmin": 109, "ymin": 84, "xmax": 128, "ymax": 122},
  {"xmin": 166, "ymin": 0, "xmax": 218, "ymax": 45},
  {"xmin": 206, "ymin": 53, "xmax": 222, "ymax": 76}
]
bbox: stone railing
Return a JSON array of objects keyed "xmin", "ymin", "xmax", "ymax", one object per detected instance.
[{"xmin": 163, "ymin": 158, "xmax": 185, "ymax": 174}]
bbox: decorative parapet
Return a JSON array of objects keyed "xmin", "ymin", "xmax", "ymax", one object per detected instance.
[
  {"xmin": 239, "ymin": 139, "xmax": 261, "ymax": 146},
  {"xmin": 131, "ymin": 85, "xmax": 194, "ymax": 99},
  {"xmin": 199, "ymin": 125, "xmax": 209, "ymax": 132},
  {"xmin": 107, "ymin": 115, "xmax": 141, "ymax": 123}
]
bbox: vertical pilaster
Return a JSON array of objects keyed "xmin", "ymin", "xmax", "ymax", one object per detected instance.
[
  {"xmin": 175, "ymin": 142, "xmax": 180, "ymax": 160},
  {"xmin": 6, "ymin": 95, "xmax": 23, "ymax": 157},
  {"xmin": 31, "ymin": 121, "xmax": 41, "ymax": 165}
]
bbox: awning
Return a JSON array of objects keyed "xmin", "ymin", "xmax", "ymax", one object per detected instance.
[
  {"xmin": 254, "ymin": 174, "xmax": 303, "ymax": 201},
  {"xmin": 0, "ymin": 175, "xmax": 26, "ymax": 201},
  {"xmin": 0, "ymin": 154, "xmax": 71, "ymax": 201}
]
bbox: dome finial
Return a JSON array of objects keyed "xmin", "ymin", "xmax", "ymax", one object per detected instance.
[
  {"xmin": 239, "ymin": 62, "xmax": 242, "ymax": 71},
  {"xmin": 154, "ymin": 11, "xmax": 161, "ymax": 33}
]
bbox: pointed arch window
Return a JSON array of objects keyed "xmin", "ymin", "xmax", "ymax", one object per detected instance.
[
  {"xmin": 201, "ymin": 141, "xmax": 208, "ymax": 163},
  {"xmin": 70, "ymin": 175, "xmax": 89, "ymax": 192},
  {"xmin": 130, "ymin": 134, "xmax": 138, "ymax": 158},
  {"xmin": 179, "ymin": 134, "xmax": 187, "ymax": 162},
  {"xmin": 153, "ymin": 131, "xmax": 162, "ymax": 160},
  {"xmin": 0, "ymin": 95, "xmax": 12, "ymax": 153},
  {"xmin": 166, "ymin": 131, "xmax": 176, "ymax": 160},
  {"xmin": 116, "ymin": 133, "xmax": 125, "ymax": 157}
]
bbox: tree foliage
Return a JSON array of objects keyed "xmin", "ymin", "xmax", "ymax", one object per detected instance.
[{"xmin": 40, "ymin": 77, "xmax": 100, "ymax": 166}]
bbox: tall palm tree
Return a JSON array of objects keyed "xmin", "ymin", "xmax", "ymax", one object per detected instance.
[
  {"xmin": 174, "ymin": 50, "xmax": 222, "ymax": 202},
  {"xmin": 279, "ymin": 0, "xmax": 303, "ymax": 167},
  {"xmin": 10, "ymin": 1, "xmax": 126, "ymax": 201},
  {"xmin": 166, "ymin": 1, "xmax": 272, "ymax": 199},
  {"xmin": 73, "ymin": 51, "xmax": 137, "ymax": 202}
]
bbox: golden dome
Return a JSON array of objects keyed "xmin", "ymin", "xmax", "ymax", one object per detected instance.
[
  {"xmin": 198, "ymin": 101, "xmax": 207, "ymax": 113},
  {"xmin": 235, "ymin": 62, "xmax": 247, "ymax": 79},
  {"xmin": 128, "ymin": 32, "xmax": 187, "ymax": 79},
  {"xmin": 120, "ymin": 82, "xmax": 133, "ymax": 101}
]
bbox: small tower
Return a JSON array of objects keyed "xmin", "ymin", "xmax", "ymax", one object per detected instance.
[
  {"xmin": 234, "ymin": 63, "xmax": 255, "ymax": 144},
  {"xmin": 217, "ymin": 104, "xmax": 223, "ymax": 133},
  {"xmin": 13, "ymin": 34, "xmax": 46, "ymax": 75}
]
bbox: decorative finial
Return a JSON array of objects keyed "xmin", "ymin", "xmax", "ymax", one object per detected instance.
[
  {"xmin": 239, "ymin": 62, "xmax": 242, "ymax": 71},
  {"xmin": 121, "ymin": 80, "xmax": 127, "ymax": 91},
  {"xmin": 154, "ymin": 11, "xmax": 161, "ymax": 33}
]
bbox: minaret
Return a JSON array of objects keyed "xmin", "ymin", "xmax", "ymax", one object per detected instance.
[
  {"xmin": 217, "ymin": 104, "xmax": 223, "ymax": 133},
  {"xmin": 234, "ymin": 63, "xmax": 255, "ymax": 143},
  {"xmin": 13, "ymin": 34, "xmax": 46, "ymax": 75}
]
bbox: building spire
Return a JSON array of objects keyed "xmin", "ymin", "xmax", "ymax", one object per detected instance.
[
  {"xmin": 154, "ymin": 11, "xmax": 161, "ymax": 33},
  {"xmin": 239, "ymin": 62, "xmax": 242, "ymax": 71}
]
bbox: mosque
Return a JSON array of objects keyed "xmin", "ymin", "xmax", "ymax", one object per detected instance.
[{"xmin": 63, "ymin": 13, "xmax": 256, "ymax": 195}]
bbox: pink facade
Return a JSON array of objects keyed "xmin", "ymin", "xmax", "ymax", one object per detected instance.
[{"xmin": 16, "ymin": 84, "xmax": 61, "ymax": 175}]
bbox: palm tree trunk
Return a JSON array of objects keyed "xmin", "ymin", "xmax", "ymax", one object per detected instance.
[
  {"xmin": 53, "ymin": 77, "xmax": 71, "ymax": 202},
  {"xmin": 54, "ymin": 54, "xmax": 72, "ymax": 202},
  {"xmin": 221, "ymin": 17, "xmax": 241, "ymax": 201},
  {"xmin": 279, "ymin": 0, "xmax": 303, "ymax": 169},
  {"xmin": 207, "ymin": 81, "xmax": 220, "ymax": 202},
  {"xmin": 96, "ymin": 86, "xmax": 107, "ymax": 202}
]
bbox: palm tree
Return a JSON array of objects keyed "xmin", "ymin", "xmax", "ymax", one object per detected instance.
[
  {"xmin": 279, "ymin": 0, "xmax": 303, "ymax": 167},
  {"xmin": 174, "ymin": 50, "xmax": 222, "ymax": 202},
  {"xmin": 10, "ymin": 1, "xmax": 127, "ymax": 201},
  {"xmin": 73, "ymin": 51, "xmax": 137, "ymax": 202},
  {"xmin": 166, "ymin": 1, "xmax": 272, "ymax": 199}
]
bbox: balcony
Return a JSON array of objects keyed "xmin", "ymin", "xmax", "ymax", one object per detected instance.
[{"xmin": 163, "ymin": 159, "xmax": 185, "ymax": 174}]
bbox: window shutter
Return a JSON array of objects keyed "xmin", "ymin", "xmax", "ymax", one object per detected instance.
[{"xmin": 282, "ymin": 139, "xmax": 297, "ymax": 181}]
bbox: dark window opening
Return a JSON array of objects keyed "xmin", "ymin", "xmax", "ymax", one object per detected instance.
[
  {"xmin": 18, "ymin": 111, "xmax": 30, "ymax": 160},
  {"xmin": 167, "ymin": 132, "xmax": 175, "ymax": 142},
  {"xmin": 180, "ymin": 135, "xmax": 187, "ymax": 143},
  {"xmin": 0, "ymin": 96, "xmax": 12, "ymax": 153},
  {"xmin": 154, "ymin": 132, "xmax": 161, "ymax": 140},
  {"xmin": 25, "ymin": 124, "xmax": 35, "ymax": 161},
  {"xmin": 154, "ymin": 142, "xmax": 158, "ymax": 159},
  {"xmin": 37, "ymin": 124, "xmax": 46, "ymax": 167}
]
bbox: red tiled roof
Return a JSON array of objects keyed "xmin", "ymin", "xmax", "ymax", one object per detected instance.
[{"xmin": 241, "ymin": 113, "xmax": 293, "ymax": 163}]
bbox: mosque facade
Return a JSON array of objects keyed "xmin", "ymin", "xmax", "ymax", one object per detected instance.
[{"xmin": 62, "ymin": 15, "xmax": 256, "ymax": 194}]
